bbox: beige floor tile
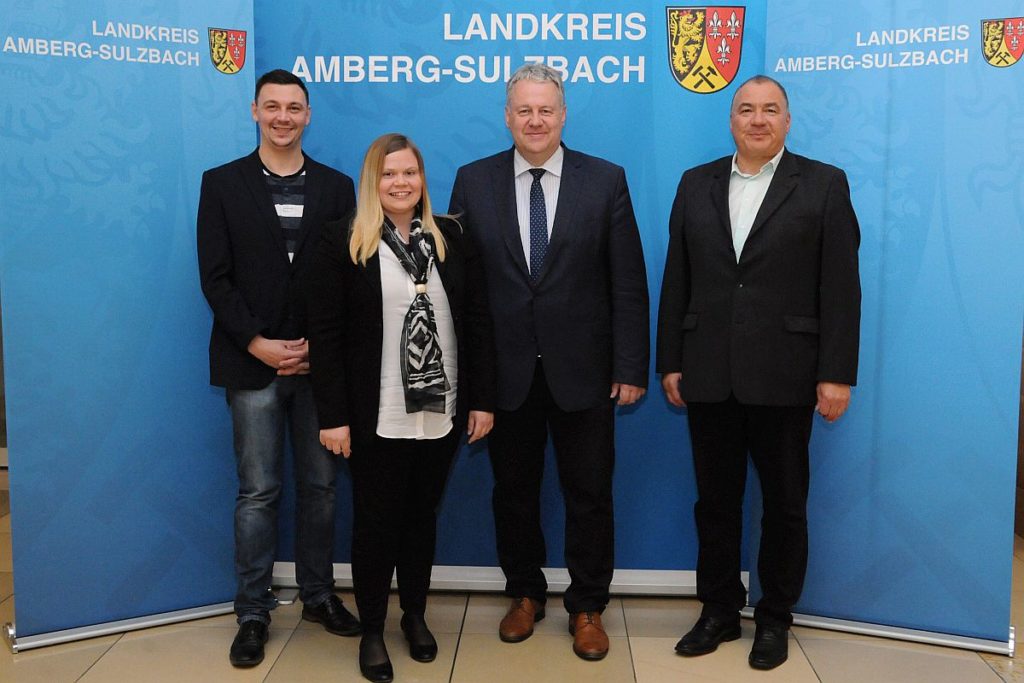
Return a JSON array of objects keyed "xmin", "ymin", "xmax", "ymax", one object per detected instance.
[
  {"xmin": 452, "ymin": 633, "xmax": 632, "ymax": 683},
  {"xmin": 383, "ymin": 591, "xmax": 465, "ymax": 635},
  {"xmin": 980, "ymin": 651, "xmax": 1024, "ymax": 682},
  {"xmin": 0, "ymin": 532, "xmax": 11, "ymax": 572},
  {"xmin": 0, "ymin": 571, "xmax": 11, "ymax": 602},
  {"xmin": 461, "ymin": 593, "xmax": 626, "ymax": 637},
  {"xmin": 621, "ymin": 596, "xmax": 701, "ymax": 638},
  {"xmin": 78, "ymin": 622, "xmax": 292, "ymax": 682},
  {"xmin": 630, "ymin": 632, "xmax": 817, "ymax": 683},
  {"xmin": 0, "ymin": 633, "xmax": 120, "ymax": 683},
  {"xmin": 267, "ymin": 626, "xmax": 456, "ymax": 682},
  {"xmin": 293, "ymin": 591, "xmax": 467, "ymax": 636},
  {"xmin": 795, "ymin": 628, "xmax": 1002, "ymax": 683}
]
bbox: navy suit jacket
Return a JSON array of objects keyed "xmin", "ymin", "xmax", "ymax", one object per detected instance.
[
  {"xmin": 197, "ymin": 149, "xmax": 355, "ymax": 389},
  {"xmin": 450, "ymin": 145, "xmax": 649, "ymax": 412},
  {"xmin": 656, "ymin": 149, "xmax": 861, "ymax": 406}
]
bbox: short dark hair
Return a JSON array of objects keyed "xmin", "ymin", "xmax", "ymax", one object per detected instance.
[
  {"xmin": 732, "ymin": 74, "xmax": 789, "ymax": 110},
  {"xmin": 255, "ymin": 69, "xmax": 309, "ymax": 103}
]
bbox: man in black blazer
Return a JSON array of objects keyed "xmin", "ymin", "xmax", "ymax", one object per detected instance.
[
  {"xmin": 657, "ymin": 75, "xmax": 860, "ymax": 670},
  {"xmin": 197, "ymin": 69, "xmax": 359, "ymax": 668},
  {"xmin": 449, "ymin": 63, "xmax": 649, "ymax": 661}
]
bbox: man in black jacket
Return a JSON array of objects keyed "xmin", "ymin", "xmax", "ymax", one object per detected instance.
[
  {"xmin": 197, "ymin": 69, "xmax": 359, "ymax": 667},
  {"xmin": 657, "ymin": 75, "xmax": 860, "ymax": 670}
]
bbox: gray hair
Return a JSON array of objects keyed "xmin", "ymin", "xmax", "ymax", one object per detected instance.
[
  {"xmin": 731, "ymin": 74, "xmax": 789, "ymax": 110},
  {"xmin": 505, "ymin": 63, "xmax": 565, "ymax": 109}
]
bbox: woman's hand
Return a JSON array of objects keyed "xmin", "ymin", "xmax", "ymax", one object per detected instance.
[
  {"xmin": 320, "ymin": 426, "xmax": 352, "ymax": 458},
  {"xmin": 466, "ymin": 411, "xmax": 494, "ymax": 444}
]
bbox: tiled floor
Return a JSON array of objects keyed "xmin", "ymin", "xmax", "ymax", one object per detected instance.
[{"xmin": 0, "ymin": 512, "xmax": 1021, "ymax": 682}]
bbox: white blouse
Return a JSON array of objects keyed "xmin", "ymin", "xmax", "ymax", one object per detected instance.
[{"xmin": 376, "ymin": 244, "xmax": 458, "ymax": 439}]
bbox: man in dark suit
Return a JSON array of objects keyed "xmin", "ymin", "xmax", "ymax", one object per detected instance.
[
  {"xmin": 449, "ymin": 63, "xmax": 649, "ymax": 661},
  {"xmin": 197, "ymin": 69, "xmax": 360, "ymax": 668},
  {"xmin": 657, "ymin": 75, "xmax": 860, "ymax": 670}
]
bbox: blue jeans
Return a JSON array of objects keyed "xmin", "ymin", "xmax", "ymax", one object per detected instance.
[{"xmin": 227, "ymin": 375, "xmax": 339, "ymax": 624}]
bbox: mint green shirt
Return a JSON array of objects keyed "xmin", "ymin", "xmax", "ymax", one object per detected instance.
[{"xmin": 728, "ymin": 148, "xmax": 785, "ymax": 262}]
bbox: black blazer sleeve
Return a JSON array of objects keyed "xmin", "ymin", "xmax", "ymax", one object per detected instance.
[
  {"xmin": 656, "ymin": 172, "xmax": 691, "ymax": 375},
  {"xmin": 197, "ymin": 169, "xmax": 267, "ymax": 350},
  {"xmin": 817, "ymin": 169, "xmax": 860, "ymax": 385},
  {"xmin": 448, "ymin": 218, "xmax": 497, "ymax": 413},
  {"xmin": 607, "ymin": 165, "xmax": 650, "ymax": 388},
  {"xmin": 306, "ymin": 217, "xmax": 352, "ymax": 429}
]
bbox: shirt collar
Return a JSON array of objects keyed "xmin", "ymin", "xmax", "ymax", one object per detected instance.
[
  {"xmin": 514, "ymin": 145, "xmax": 564, "ymax": 178},
  {"xmin": 731, "ymin": 147, "xmax": 785, "ymax": 179}
]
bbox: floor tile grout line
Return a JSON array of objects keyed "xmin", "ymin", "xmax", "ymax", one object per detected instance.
[
  {"xmin": 618, "ymin": 598, "xmax": 639, "ymax": 683},
  {"xmin": 447, "ymin": 592, "xmax": 470, "ymax": 683},
  {"xmin": 791, "ymin": 629, "xmax": 824, "ymax": 683},
  {"xmin": 262, "ymin": 618, "xmax": 303, "ymax": 682},
  {"xmin": 73, "ymin": 631, "xmax": 124, "ymax": 682},
  {"xmin": 976, "ymin": 651, "xmax": 1005, "ymax": 682}
]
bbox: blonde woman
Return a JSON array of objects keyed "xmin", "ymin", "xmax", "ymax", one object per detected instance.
[{"xmin": 307, "ymin": 133, "xmax": 495, "ymax": 683}]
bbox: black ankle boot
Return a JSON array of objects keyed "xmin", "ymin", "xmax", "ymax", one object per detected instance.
[
  {"xmin": 358, "ymin": 631, "xmax": 394, "ymax": 683},
  {"xmin": 400, "ymin": 613, "xmax": 438, "ymax": 662}
]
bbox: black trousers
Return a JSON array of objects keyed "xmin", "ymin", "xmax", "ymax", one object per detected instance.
[
  {"xmin": 488, "ymin": 362, "xmax": 615, "ymax": 614},
  {"xmin": 348, "ymin": 429, "xmax": 459, "ymax": 631},
  {"xmin": 686, "ymin": 394, "xmax": 814, "ymax": 628}
]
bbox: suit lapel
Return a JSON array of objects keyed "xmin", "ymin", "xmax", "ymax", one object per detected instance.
[
  {"xmin": 241, "ymin": 150, "xmax": 290, "ymax": 262},
  {"xmin": 291, "ymin": 155, "xmax": 321, "ymax": 265},
  {"xmin": 709, "ymin": 157, "xmax": 732, "ymax": 246},
  {"xmin": 539, "ymin": 146, "xmax": 581, "ymax": 284},
  {"xmin": 747, "ymin": 149, "xmax": 798, "ymax": 241},
  {"xmin": 491, "ymin": 149, "xmax": 530, "ymax": 279}
]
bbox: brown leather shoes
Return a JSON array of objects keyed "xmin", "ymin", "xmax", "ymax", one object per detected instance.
[
  {"xmin": 499, "ymin": 597, "xmax": 545, "ymax": 642},
  {"xmin": 569, "ymin": 611, "xmax": 609, "ymax": 660}
]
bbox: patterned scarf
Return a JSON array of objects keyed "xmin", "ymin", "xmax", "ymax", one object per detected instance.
[{"xmin": 379, "ymin": 215, "xmax": 451, "ymax": 414}]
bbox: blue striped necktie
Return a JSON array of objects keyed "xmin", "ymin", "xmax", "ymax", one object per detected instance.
[{"xmin": 528, "ymin": 168, "xmax": 547, "ymax": 280}]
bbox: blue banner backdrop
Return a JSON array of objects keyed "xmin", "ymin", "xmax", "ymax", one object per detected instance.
[
  {"xmin": 254, "ymin": 0, "xmax": 768, "ymax": 572},
  {"xmin": 0, "ymin": 0, "xmax": 253, "ymax": 637},
  {"xmin": 1, "ymin": 0, "xmax": 1018, "ymax": 648},
  {"xmin": 758, "ymin": 0, "xmax": 1023, "ymax": 642}
]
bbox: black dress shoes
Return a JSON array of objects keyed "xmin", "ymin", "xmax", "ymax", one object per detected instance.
[
  {"xmin": 359, "ymin": 631, "xmax": 395, "ymax": 683},
  {"xmin": 749, "ymin": 624, "xmax": 789, "ymax": 670},
  {"xmin": 400, "ymin": 613, "xmax": 438, "ymax": 662},
  {"xmin": 302, "ymin": 594, "xmax": 362, "ymax": 636},
  {"xmin": 229, "ymin": 620, "xmax": 269, "ymax": 667},
  {"xmin": 675, "ymin": 615, "xmax": 742, "ymax": 656}
]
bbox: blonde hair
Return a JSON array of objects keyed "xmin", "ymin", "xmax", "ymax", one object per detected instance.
[{"xmin": 349, "ymin": 133, "xmax": 447, "ymax": 265}]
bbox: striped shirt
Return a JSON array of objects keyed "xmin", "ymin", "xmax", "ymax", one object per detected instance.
[{"xmin": 263, "ymin": 165, "xmax": 305, "ymax": 261}]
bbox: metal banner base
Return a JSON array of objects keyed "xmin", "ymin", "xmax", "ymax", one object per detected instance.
[
  {"xmin": 4, "ymin": 602, "xmax": 234, "ymax": 653},
  {"xmin": 271, "ymin": 562, "xmax": 706, "ymax": 596},
  {"xmin": 739, "ymin": 607, "xmax": 1015, "ymax": 656}
]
